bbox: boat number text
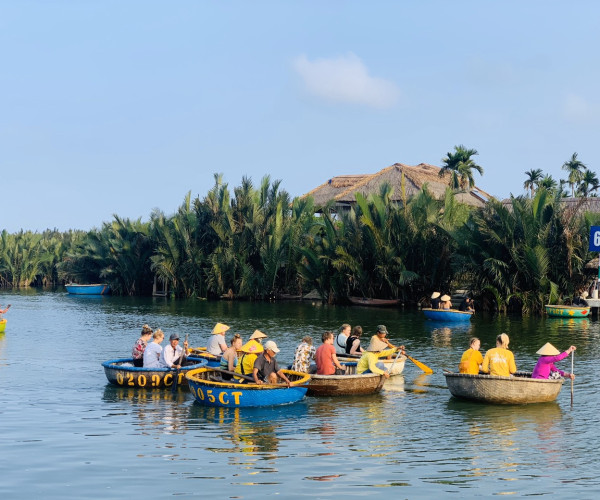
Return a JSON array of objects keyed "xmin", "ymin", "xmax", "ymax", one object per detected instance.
[
  {"xmin": 116, "ymin": 372, "xmax": 184, "ymax": 387},
  {"xmin": 195, "ymin": 388, "xmax": 242, "ymax": 405}
]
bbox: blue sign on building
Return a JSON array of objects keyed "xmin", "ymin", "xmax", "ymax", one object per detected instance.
[{"xmin": 590, "ymin": 226, "xmax": 600, "ymax": 251}]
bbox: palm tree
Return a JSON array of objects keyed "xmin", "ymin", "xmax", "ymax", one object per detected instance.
[
  {"xmin": 562, "ymin": 152, "xmax": 586, "ymax": 197},
  {"xmin": 439, "ymin": 145, "xmax": 484, "ymax": 191},
  {"xmin": 539, "ymin": 174, "xmax": 557, "ymax": 192},
  {"xmin": 576, "ymin": 169, "xmax": 600, "ymax": 198},
  {"xmin": 523, "ymin": 169, "xmax": 544, "ymax": 197}
]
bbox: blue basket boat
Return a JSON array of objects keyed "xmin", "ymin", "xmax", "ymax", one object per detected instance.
[
  {"xmin": 102, "ymin": 357, "xmax": 207, "ymax": 389},
  {"xmin": 66, "ymin": 283, "xmax": 111, "ymax": 295},
  {"xmin": 422, "ymin": 308, "xmax": 473, "ymax": 322},
  {"xmin": 186, "ymin": 367, "xmax": 310, "ymax": 407}
]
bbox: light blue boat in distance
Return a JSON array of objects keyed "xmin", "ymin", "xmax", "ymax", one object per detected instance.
[
  {"xmin": 422, "ymin": 308, "xmax": 473, "ymax": 322},
  {"xmin": 66, "ymin": 283, "xmax": 111, "ymax": 295}
]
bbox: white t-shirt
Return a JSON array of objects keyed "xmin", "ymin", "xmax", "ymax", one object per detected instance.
[
  {"xmin": 335, "ymin": 333, "xmax": 348, "ymax": 354},
  {"xmin": 160, "ymin": 343, "xmax": 185, "ymax": 368},
  {"xmin": 143, "ymin": 342, "xmax": 163, "ymax": 368},
  {"xmin": 207, "ymin": 334, "xmax": 227, "ymax": 356}
]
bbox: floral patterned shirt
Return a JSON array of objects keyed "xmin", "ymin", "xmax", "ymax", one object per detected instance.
[
  {"xmin": 132, "ymin": 338, "xmax": 147, "ymax": 360},
  {"xmin": 292, "ymin": 341, "xmax": 316, "ymax": 373}
]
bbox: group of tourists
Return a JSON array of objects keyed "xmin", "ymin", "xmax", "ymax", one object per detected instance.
[
  {"xmin": 430, "ymin": 292, "xmax": 474, "ymax": 312},
  {"xmin": 293, "ymin": 324, "xmax": 405, "ymax": 379},
  {"xmin": 131, "ymin": 324, "xmax": 189, "ymax": 369},
  {"xmin": 459, "ymin": 333, "xmax": 576, "ymax": 380}
]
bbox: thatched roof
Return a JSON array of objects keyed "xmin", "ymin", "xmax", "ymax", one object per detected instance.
[
  {"xmin": 501, "ymin": 196, "xmax": 600, "ymax": 214},
  {"xmin": 302, "ymin": 163, "xmax": 491, "ymax": 208}
]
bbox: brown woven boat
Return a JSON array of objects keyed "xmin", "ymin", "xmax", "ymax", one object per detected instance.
[
  {"xmin": 443, "ymin": 371, "xmax": 564, "ymax": 404},
  {"xmin": 307, "ymin": 365, "xmax": 385, "ymax": 396}
]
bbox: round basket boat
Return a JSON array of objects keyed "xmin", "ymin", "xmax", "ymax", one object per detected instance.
[
  {"xmin": 443, "ymin": 371, "xmax": 564, "ymax": 404},
  {"xmin": 545, "ymin": 304, "xmax": 590, "ymax": 318},
  {"xmin": 337, "ymin": 355, "xmax": 406, "ymax": 376},
  {"xmin": 186, "ymin": 367, "xmax": 310, "ymax": 407},
  {"xmin": 422, "ymin": 308, "xmax": 473, "ymax": 322},
  {"xmin": 307, "ymin": 363, "xmax": 385, "ymax": 397},
  {"xmin": 102, "ymin": 357, "xmax": 207, "ymax": 389}
]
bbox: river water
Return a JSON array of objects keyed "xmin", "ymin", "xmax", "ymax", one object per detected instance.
[{"xmin": 1, "ymin": 290, "xmax": 598, "ymax": 498}]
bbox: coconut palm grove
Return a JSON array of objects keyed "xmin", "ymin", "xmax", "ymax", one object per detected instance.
[{"xmin": 2, "ymin": 146, "xmax": 600, "ymax": 315}]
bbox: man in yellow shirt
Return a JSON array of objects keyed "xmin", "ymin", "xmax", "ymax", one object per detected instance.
[
  {"xmin": 482, "ymin": 333, "xmax": 517, "ymax": 377},
  {"xmin": 356, "ymin": 335, "xmax": 401, "ymax": 378}
]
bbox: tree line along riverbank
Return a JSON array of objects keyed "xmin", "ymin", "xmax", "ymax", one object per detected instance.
[{"xmin": 1, "ymin": 173, "xmax": 599, "ymax": 315}]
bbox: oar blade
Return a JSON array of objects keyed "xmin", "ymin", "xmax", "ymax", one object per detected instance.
[{"xmin": 407, "ymin": 354, "xmax": 433, "ymax": 374}]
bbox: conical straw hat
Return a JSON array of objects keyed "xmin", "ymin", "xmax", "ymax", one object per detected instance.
[
  {"xmin": 431, "ymin": 292, "xmax": 441, "ymax": 299},
  {"xmin": 536, "ymin": 342, "xmax": 560, "ymax": 356},
  {"xmin": 440, "ymin": 295, "xmax": 451, "ymax": 301},
  {"xmin": 212, "ymin": 323, "xmax": 230, "ymax": 335},
  {"xmin": 250, "ymin": 329, "xmax": 267, "ymax": 340},
  {"xmin": 240, "ymin": 340, "xmax": 264, "ymax": 354}
]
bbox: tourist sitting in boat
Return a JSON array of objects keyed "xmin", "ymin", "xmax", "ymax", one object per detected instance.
[
  {"xmin": 356, "ymin": 338, "xmax": 395, "ymax": 379},
  {"xmin": 481, "ymin": 333, "xmax": 516, "ymax": 377},
  {"xmin": 131, "ymin": 324, "xmax": 153, "ymax": 367},
  {"xmin": 440, "ymin": 295, "xmax": 452, "ymax": 310},
  {"xmin": 159, "ymin": 333, "xmax": 188, "ymax": 369},
  {"xmin": 368, "ymin": 325, "xmax": 400, "ymax": 359},
  {"xmin": 459, "ymin": 337, "xmax": 483, "ymax": 374},
  {"xmin": 531, "ymin": 343, "xmax": 576, "ymax": 380},
  {"xmin": 345, "ymin": 325, "xmax": 364, "ymax": 355},
  {"xmin": 252, "ymin": 340, "xmax": 291, "ymax": 386},
  {"xmin": 207, "ymin": 322, "xmax": 230, "ymax": 356},
  {"xmin": 458, "ymin": 297, "xmax": 475, "ymax": 312},
  {"xmin": 220, "ymin": 333, "xmax": 243, "ymax": 379},
  {"xmin": 235, "ymin": 335, "xmax": 265, "ymax": 380},
  {"xmin": 292, "ymin": 335, "xmax": 317, "ymax": 373},
  {"xmin": 315, "ymin": 331, "xmax": 346, "ymax": 375},
  {"xmin": 143, "ymin": 329, "xmax": 165, "ymax": 368},
  {"xmin": 430, "ymin": 292, "xmax": 441, "ymax": 309},
  {"xmin": 335, "ymin": 323, "xmax": 351, "ymax": 354}
]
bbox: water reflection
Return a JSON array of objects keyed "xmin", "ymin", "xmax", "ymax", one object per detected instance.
[
  {"xmin": 101, "ymin": 384, "xmax": 191, "ymax": 435},
  {"xmin": 445, "ymin": 399, "xmax": 565, "ymax": 467}
]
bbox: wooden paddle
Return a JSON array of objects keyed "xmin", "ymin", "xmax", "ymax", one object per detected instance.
[
  {"xmin": 209, "ymin": 366, "xmax": 255, "ymax": 382},
  {"xmin": 571, "ymin": 351, "xmax": 574, "ymax": 407},
  {"xmin": 405, "ymin": 352, "xmax": 433, "ymax": 374},
  {"xmin": 386, "ymin": 349, "xmax": 405, "ymax": 375}
]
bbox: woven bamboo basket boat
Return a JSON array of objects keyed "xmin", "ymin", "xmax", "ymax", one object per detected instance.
[
  {"xmin": 443, "ymin": 371, "xmax": 564, "ymax": 404},
  {"xmin": 306, "ymin": 363, "xmax": 385, "ymax": 396},
  {"xmin": 337, "ymin": 354, "xmax": 406, "ymax": 375},
  {"xmin": 186, "ymin": 367, "xmax": 310, "ymax": 407}
]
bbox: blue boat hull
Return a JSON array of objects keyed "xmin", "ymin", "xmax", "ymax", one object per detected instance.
[
  {"xmin": 422, "ymin": 308, "xmax": 473, "ymax": 322},
  {"xmin": 186, "ymin": 367, "xmax": 309, "ymax": 407},
  {"xmin": 66, "ymin": 284, "xmax": 111, "ymax": 295},
  {"xmin": 102, "ymin": 357, "xmax": 207, "ymax": 389}
]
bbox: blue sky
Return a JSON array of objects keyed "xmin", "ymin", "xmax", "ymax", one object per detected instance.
[{"xmin": 2, "ymin": 1, "xmax": 600, "ymax": 232}]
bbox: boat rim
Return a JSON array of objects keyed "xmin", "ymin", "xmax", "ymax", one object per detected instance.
[
  {"xmin": 102, "ymin": 357, "xmax": 206, "ymax": 372},
  {"xmin": 186, "ymin": 366, "xmax": 310, "ymax": 388}
]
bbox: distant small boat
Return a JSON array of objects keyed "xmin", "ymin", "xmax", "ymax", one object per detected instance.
[
  {"xmin": 443, "ymin": 371, "xmax": 564, "ymax": 404},
  {"xmin": 186, "ymin": 367, "xmax": 310, "ymax": 407},
  {"xmin": 0, "ymin": 318, "xmax": 6, "ymax": 333},
  {"xmin": 348, "ymin": 296, "xmax": 401, "ymax": 307},
  {"xmin": 102, "ymin": 357, "xmax": 207, "ymax": 389},
  {"xmin": 422, "ymin": 308, "xmax": 473, "ymax": 322},
  {"xmin": 545, "ymin": 304, "xmax": 590, "ymax": 318},
  {"xmin": 66, "ymin": 283, "xmax": 111, "ymax": 295}
]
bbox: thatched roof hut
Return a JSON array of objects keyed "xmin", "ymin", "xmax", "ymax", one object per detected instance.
[{"xmin": 302, "ymin": 163, "xmax": 491, "ymax": 210}]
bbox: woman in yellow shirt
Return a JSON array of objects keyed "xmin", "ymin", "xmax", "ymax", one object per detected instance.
[
  {"xmin": 459, "ymin": 337, "xmax": 483, "ymax": 374},
  {"xmin": 482, "ymin": 333, "xmax": 517, "ymax": 377}
]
